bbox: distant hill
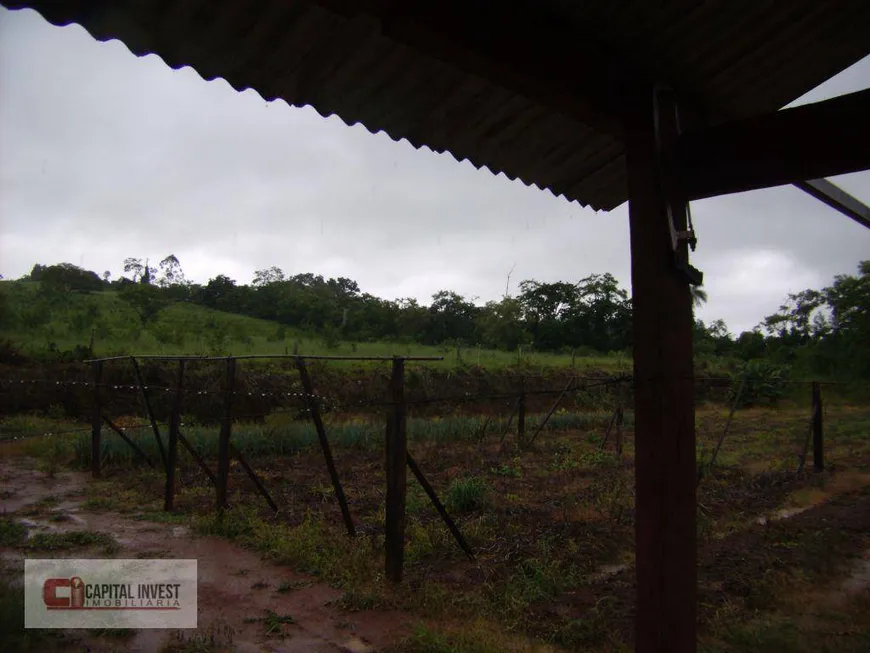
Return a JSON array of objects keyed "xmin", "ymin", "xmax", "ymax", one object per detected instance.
[{"xmin": 0, "ymin": 280, "xmax": 624, "ymax": 371}]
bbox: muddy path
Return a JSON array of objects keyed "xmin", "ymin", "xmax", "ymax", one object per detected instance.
[{"xmin": 0, "ymin": 458, "xmax": 411, "ymax": 653}]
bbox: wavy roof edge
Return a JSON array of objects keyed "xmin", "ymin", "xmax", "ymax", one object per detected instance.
[{"xmin": 4, "ymin": 0, "xmax": 870, "ymax": 212}]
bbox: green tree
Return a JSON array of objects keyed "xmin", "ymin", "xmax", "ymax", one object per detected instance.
[{"xmin": 119, "ymin": 283, "xmax": 169, "ymax": 326}]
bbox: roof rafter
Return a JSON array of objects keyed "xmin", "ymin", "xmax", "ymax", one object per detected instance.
[
  {"xmin": 795, "ymin": 178, "xmax": 870, "ymax": 230},
  {"xmin": 677, "ymin": 88, "xmax": 870, "ymax": 200}
]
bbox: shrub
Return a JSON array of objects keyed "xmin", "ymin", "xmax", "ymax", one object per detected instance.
[
  {"xmin": 445, "ymin": 476, "xmax": 489, "ymax": 514},
  {"xmin": 731, "ymin": 359, "xmax": 789, "ymax": 408}
]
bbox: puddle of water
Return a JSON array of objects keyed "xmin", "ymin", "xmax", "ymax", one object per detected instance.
[
  {"xmin": 585, "ymin": 563, "xmax": 628, "ymax": 583},
  {"xmin": 842, "ymin": 557, "xmax": 870, "ymax": 595},
  {"xmin": 342, "ymin": 637, "xmax": 376, "ymax": 653},
  {"xmin": 756, "ymin": 505, "xmax": 809, "ymax": 526}
]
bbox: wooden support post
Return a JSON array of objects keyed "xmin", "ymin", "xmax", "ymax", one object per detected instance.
[
  {"xmin": 296, "ymin": 357, "xmax": 356, "ymax": 537},
  {"xmin": 385, "ymin": 357, "xmax": 408, "ymax": 583},
  {"xmin": 812, "ymin": 382, "xmax": 824, "ymax": 472},
  {"xmin": 528, "ymin": 376, "xmax": 574, "ymax": 445},
  {"xmin": 130, "ymin": 357, "xmax": 167, "ymax": 471},
  {"xmin": 91, "ymin": 360, "xmax": 103, "ymax": 479},
  {"xmin": 626, "ymin": 87, "xmax": 697, "ymax": 653},
  {"xmin": 164, "ymin": 360, "xmax": 185, "ymax": 512},
  {"xmin": 216, "ymin": 357, "xmax": 236, "ymax": 511},
  {"xmin": 407, "ymin": 452, "xmax": 475, "ymax": 561}
]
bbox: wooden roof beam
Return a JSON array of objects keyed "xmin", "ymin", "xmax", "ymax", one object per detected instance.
[
  {"xmin": 795, "ymin": 178, "xmax": 870, "ymax": 230},
  {"xmin": 677, "ymin": 88, "xmax": 870, "ymax": 201}
]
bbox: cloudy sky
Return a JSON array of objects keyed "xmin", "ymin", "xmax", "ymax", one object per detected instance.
[{"xmin": 1, "ymin": 7, "xmax": 868, "ymax": 335}]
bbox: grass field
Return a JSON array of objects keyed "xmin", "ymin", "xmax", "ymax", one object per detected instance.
[
  {"xmin": 0, "ymin": 283, "xmax": 633, "ymax": 372},
  {"xmin": 4, "ymin": 396, "xmax": 870, "ymax": 652}
]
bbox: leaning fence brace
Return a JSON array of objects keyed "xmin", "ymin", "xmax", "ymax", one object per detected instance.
[
  {"xmin": 296, "ymin": 357, "xmax": 356, "ymax": 537},
  {"xmin": 131, "ymin": 356, "xmax": 168, "ymax": 471}
]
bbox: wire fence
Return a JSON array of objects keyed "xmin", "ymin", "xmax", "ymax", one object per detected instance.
[{"xmin": 2, "ymin": 353, "xmax": 869, "ymax": 582}]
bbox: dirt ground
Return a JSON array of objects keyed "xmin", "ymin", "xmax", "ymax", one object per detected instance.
[
  {"xmin": 0, "ymin": 457, "xmax": 411, "ymax": 653},
  {"xmin": 3, "ymin": 402, "xmax": 870, "ymax": 652}
]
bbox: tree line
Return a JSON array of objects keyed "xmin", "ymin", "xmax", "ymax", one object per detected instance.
[{"xmin": 6, "ymin": 257, "xmax": 870, "ymax": 379}]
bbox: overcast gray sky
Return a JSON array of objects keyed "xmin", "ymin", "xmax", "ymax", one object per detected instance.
[{"xmin": 1, "ymin": 7, "xmax": 868, "ymax": 334}]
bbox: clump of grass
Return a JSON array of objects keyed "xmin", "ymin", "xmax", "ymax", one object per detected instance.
[
  {"xmin": 0, "ymin": 518, "xmax": 27, "ymax": 546},
  {"xmin": 400, "ymin": 623, "xmax": 531, "ymax": 653},
  {"xmin": 277, "ymin": 580, "xmax": 312, "ymax": 593},
  {"xmin": 490, "ymin": 461, "xmax": 522, "ymax": 478},
  {"xmin": 243, "ymin": 610, "xmax": 294, "ymax": 637},
  {"xmin": 445, "ymin": 476, "xmax": 489, "ymax": 514},
  {"xmin": 25, "ymin": 530, "xmax": 119, "ymax": 555}
]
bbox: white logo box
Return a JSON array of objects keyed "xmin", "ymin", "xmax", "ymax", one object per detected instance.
[{"xmin": 25, "ymin": 559, "xmax": 198, "ymax": 629}]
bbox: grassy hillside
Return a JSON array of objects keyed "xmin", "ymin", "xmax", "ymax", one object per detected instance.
[{"xmin": 0, "ymin": 281, "xmax": 629, "ymax": 371}]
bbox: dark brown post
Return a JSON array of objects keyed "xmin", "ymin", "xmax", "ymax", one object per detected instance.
[
  {"xmin": 296, "ymin": 358, "xmax": 356, "ymax": 536},
  {"xmin": 216, "ymin": 357, "xmax": 236, "ymax": 511},
  {"xmin": 812, "ymin": 382, "xmax": 824, "ymax": 472},
  {"xmin": 626, "ymin": 87, "xmax": 697, "ymax": 653},
  {"xmin": 164, "ymin": 360, "xmax": 185, "ymax": 512},
  {"xmin": 91, "ymin": 360, "xmax": 103, "ymax": 478},
  {"xmin": 385, "ymin": 357, "xmax": 408, "ymax": 582}
]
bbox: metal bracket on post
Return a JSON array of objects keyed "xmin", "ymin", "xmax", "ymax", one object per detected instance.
[{"xmin": 654, "ymin": 85, "xmax": 704, "ymax": 287}]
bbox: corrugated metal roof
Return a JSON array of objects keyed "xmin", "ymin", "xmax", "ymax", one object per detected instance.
[{"xmin": 3, "ymin": 0, "xmax": 869, "ymax": 211}]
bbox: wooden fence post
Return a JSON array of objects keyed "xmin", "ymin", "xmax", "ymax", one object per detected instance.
[
  {"xmin": 812, "ymin": 381, "xmax": 824, "ymax": 472},
  {"xmin": 216, "ymin": 357, "xmax": 236, "ymax": 511},
  {"xmin": 91, "ymin": 360, "xmax": 103, "ymax": 479},
  {"xmin": 164, "ymin": 360, "xmax": 185, "ymax": 512},
  {"xmin": 385, "ymin": 357, "xmax": 408, "ymax": 583}
]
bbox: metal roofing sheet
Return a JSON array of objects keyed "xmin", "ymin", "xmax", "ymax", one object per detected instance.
[{"xmin": 3, "ymin": 0, "xmax": 869, "ymax": 211}]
